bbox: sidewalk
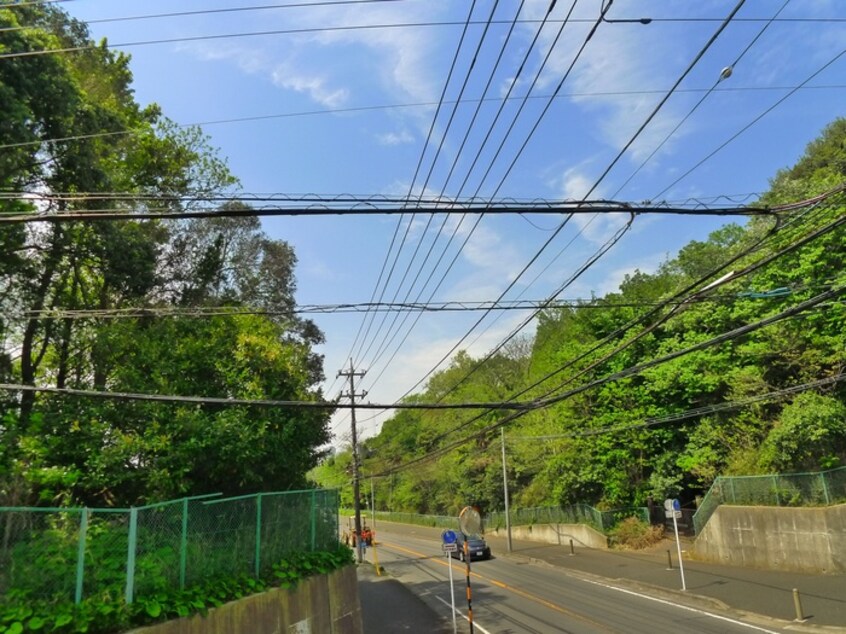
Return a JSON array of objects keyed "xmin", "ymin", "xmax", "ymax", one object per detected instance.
[
  {"xmin": 357, "ymin": 562, "xmax": 453, "ymax": 633},
  {"xmin": 485, "ymin": 531, "xmax": 846, "ymax": 630}
]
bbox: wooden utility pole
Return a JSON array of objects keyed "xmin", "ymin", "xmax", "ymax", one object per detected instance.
[{"xmin": 338, "ymin": 359, "xmax": 366, "ymax": 563}]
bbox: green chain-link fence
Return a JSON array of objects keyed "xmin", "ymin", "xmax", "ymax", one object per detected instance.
[
  {"xmin": 693, "ymin": 466, "xmax": 846, "ymax": 535},
  {"xmin": 0, "ymin": 489, "xmax": 339, "ymax": 606}
]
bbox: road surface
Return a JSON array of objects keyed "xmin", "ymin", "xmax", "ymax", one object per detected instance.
[{"xmin": 367, "ymin": 524, "xmax": 796, "ymax": 634}]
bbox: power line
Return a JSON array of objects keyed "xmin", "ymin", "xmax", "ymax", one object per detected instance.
[
  {"xmin": 582, "ymin": 0, "xmax": 748, "ymax": 201},
  {"xmin": 4, "ymin": 282, "xmax": 840, "ymax": 416},
  {"xmin": 345, "ymin": 0, "xmax": 479, "ymax": 372},
  {"xmin": 653, "ymin": 46, "xmax": 846, "ymax": 200},
  {"xmin": 611, "ymin": 0, "xmax": 792, "ymax": 199},
  {"xmin": 3, "ymin": 84, "xmax": 844, "ymax": 153},
  {"xmin": 353, "ymin": 0, "xmax": 490, "ymax": 366},
  {"xmin": 0, "ymin": 0, "xmax": 410, "ymax": 32},
  {"xmin": 360, "ymin": 0, "xmax": 605, "ymax": 393},
  {"xmin": 0, "ymin": 199, "xmax": 784, "ymax": 223},
  {"xmin": 390, "ymin": 0, "xmax": 748, "ymax": 404},
  {"xmin": 19, "ymin": 291, "xmax": 810, "ymax": 320}
]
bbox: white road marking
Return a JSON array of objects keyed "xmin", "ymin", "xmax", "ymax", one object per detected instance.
[
  {"xmin": 435, "ymin": 595, "xmax": 494, "ymax": 634},
  {"xmin": 578, "ymin": 577, "xmax": 783, "ymax": 634}
]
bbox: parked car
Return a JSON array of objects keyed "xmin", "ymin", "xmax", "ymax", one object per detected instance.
[{"xmin": 449, "ymin": 533, "xmax": 491, "ymax": 561}]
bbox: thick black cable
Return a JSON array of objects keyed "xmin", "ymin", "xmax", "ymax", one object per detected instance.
[{"xmin": 4, "ymin": 282, "xmax": 840, "ymax": 416}]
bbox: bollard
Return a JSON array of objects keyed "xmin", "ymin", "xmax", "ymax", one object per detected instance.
[
  {"xmin": 569, "ymin": 539, "xmax": 575, "ymax": 556},
  {"xmin": 793, "ymin": 588, "xmax": 805, "ymax": 622},
  {"xmin": 666, "ymin": 549, "xmax": 673, "ymax": 570}
]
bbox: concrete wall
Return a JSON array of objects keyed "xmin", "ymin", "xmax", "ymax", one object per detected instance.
[
  {"xmin": 693, "ymin": 504, "xmax": 846, "ymax": 574},
  {"xmin": 128, "ymin": 566, "xmax": 362, "ymax": 634},
  {"xmin": 488, "ymin": 522, "xmax": 608, "ymax": 549}
]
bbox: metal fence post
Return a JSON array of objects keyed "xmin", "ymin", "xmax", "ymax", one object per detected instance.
[
  {"xmin": 125, "ymin": 507, "xmax": 138, "ymax": 604},
  {"xmin": 773, "ymin": 475, "xmax": 781, "ymax": 506},
  {"xmin": 74, "ymin": 509, "xmax": 89, "ymax": 604},
  {"xmin": 179, "ymin": 498, "xmax": 189, "ymax": 589},
  {"xmin": 254, "ymin": 494, "xmax": 262, "ymax": 578},
  {"xmin": 310, "ymin": 490, "xmax": 317, "ymax": 551},
  {"xmin": 819, "ymin": 472, "xmax": 830, "ymax": 505}
]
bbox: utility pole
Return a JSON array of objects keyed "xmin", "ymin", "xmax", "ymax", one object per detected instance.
[
  {"xmin": 500, "ymin": 428, "xmax": 512, "ymax": 553},
  {"xmin": 338, "ymin": 359, "xmax": 367, "ymax": 563}
]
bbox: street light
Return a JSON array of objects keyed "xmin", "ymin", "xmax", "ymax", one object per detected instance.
[{"xmin": 600, "ymin": 0, "xmax": 652, "ymax": 25}]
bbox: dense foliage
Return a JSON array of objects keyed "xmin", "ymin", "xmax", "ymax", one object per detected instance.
[
  {"xmin": 312, "ymin": 119, "xmax": 846, "ymax": 514},
  {"xmin": 0, "ymin": 5, "xmax": 331, "ymax": 507},
  {"xmin": 0, "ymin": 547, "xmax": 353, "ymax": 634}
]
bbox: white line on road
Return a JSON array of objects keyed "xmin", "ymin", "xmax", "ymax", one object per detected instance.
[
  {"xmin": 435, "ymin": 595, "xmax": 493, "ymax": 634},
  {"xmin": 578, "ymin": 577, "xmax": 783, "ymax": 634}
]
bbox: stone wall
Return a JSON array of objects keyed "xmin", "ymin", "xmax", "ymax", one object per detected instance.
[
  {"xmin": 127, "ymin": 566, "xmax": 362, "ymax": 634},
  {"xmin": 693, "ymin": 504, "xmax": 846, "ymax": 574},
  {"xmin": 488, "ymin": 522, "xmax": 608, "ymax": 549}
]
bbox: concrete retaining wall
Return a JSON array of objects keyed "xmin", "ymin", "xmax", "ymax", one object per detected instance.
[
  {"xmin": 128, "ymin": 566, "xmax": 362, "ymax": 634},
  {"xmin": 693, "ymin": 504, "xmax": 846, "ymax": 574},
  {"xmin": 488, "ymin": 522, "xmax": 608, "ymax": 549}
]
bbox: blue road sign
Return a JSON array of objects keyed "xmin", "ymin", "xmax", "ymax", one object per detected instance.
[
  {"xmin": 442, "ymin": 529, "xmax": 457, "ymax": 544},
  {"xmin": 672, "ymin": 499, "xmax": 681, "ymax": 512}
]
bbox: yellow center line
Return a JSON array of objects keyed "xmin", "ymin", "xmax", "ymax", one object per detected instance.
[{"xmin": 379, "ymin": 540, "xmax": 616, "ymax": 631}]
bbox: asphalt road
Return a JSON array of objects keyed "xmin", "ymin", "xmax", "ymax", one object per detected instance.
[{"xmin": 367, "ymin": 524, "xmax": 797, "ymax": 634}]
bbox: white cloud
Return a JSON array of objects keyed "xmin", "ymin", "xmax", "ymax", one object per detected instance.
[
  {"xmin": 377, "ymin": 130, "xmax": 415, "ymax": 146},
  {"xmin": 271, "ymin": 68, "xmax": 349, "ymax": 107},
  {"xmin": 560, "ymin": 166, "xmax": 594, "ymax": 200}
]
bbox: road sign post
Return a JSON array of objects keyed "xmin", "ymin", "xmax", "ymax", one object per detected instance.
[
  {"xmin": 664, "ymin": 498, "xmax": 686, "ymax": 591},
  {"xmin": 442, "ymin": 529, "xmax": 458, "ymax": 634},
  {"xmin": 458, "ymin": 507, "xmax": 480, "ymax": 634}
]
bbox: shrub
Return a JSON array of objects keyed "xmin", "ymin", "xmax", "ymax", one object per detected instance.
[{"xmin": 608, "ymin": 518, "xmax": 664, "ymax": 550}]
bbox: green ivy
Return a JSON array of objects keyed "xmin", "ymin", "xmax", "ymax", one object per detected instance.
[{"xmin": 0, "ymin": 547, "xmax": 353, "ymax": 634}]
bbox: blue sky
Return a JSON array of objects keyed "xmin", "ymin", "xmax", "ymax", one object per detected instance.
[{"xmin": 65, "ymin": 0, "xmax": 845, "ymax": 445}]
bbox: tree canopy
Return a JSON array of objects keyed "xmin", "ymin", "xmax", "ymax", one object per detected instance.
[{"xmin": 0, "ymin": 5, "xmax": 331, "ymax": 507}]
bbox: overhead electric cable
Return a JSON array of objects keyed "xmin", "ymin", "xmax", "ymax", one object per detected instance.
[
  {"xmin": 355, "ymin": 0, "xmax": 501, "ymax": 365},
  {"xmin": 394, "ymin": 0, "xmax": 745, "ymax": 403},
  {"xmin": 582, "ymin": 0, "xmax": 748, "ymax": 201},
  {"xmin": 346, "ymin": 0, "xmax": 479, "ymax": 369},
  {"xmin": 611, "ymin": 0, "xmax": 791, "ymax": 199},
  {"xmin": 0, "ymin": 0, "xmax": 410, "ymax": 32},
  {"xmin": 4, "ymin": 282, "xmax": 841, "ymax": 415},
  {"xmin": 0, "ymin": 200, "xmax": 781, "ymax": 224},
  {"xmin": 361, "ymin": 0, "xmax": 598, "ymax": 393},
  {"xmin": 653, "ymin": 46, "xmax": 846, "ymax": 200},
  {"xmin": 3, "ymin": 84, "xmax": 844, "ymax": 153}
]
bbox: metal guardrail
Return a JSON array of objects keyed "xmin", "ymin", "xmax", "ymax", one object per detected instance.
[{"xmin": 358, "ymin": 504, "xmax": 648, "ymax": 534}]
